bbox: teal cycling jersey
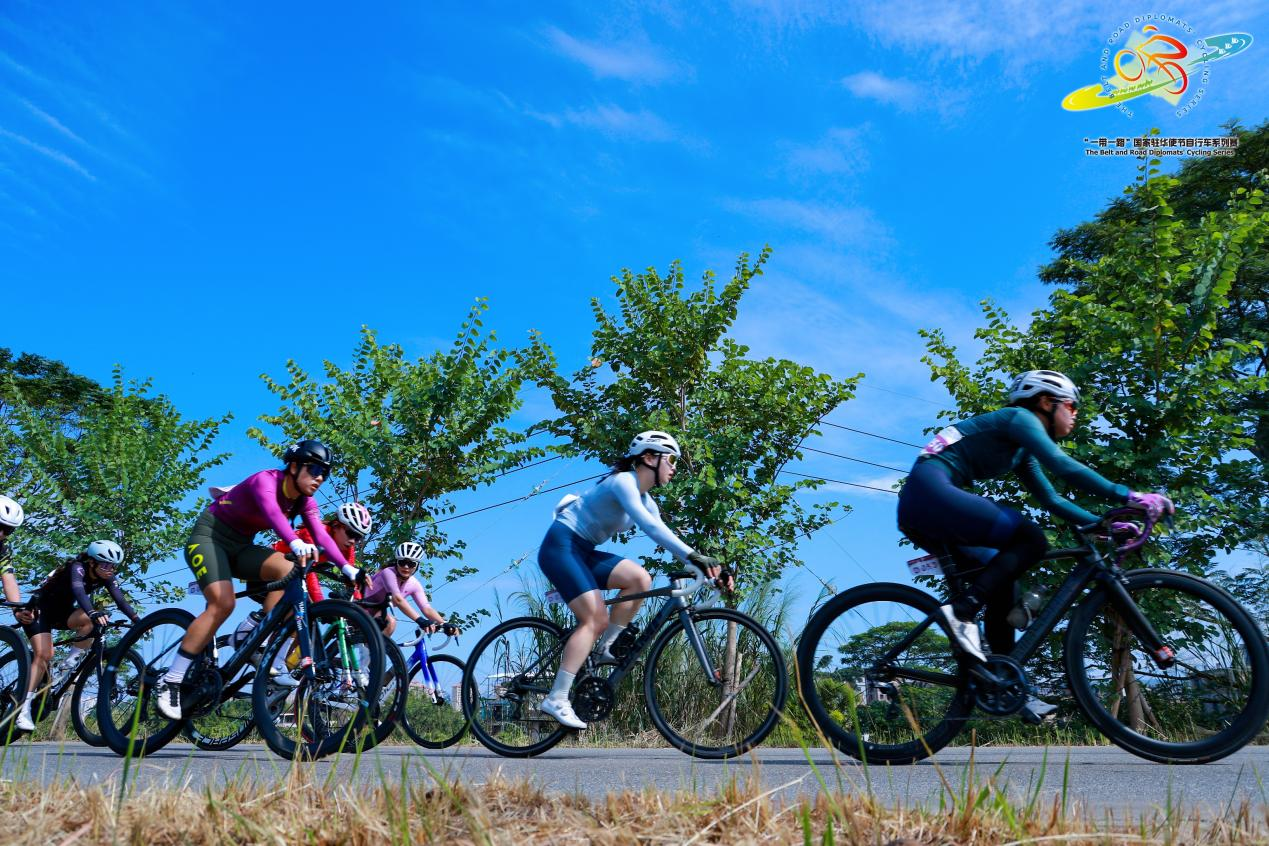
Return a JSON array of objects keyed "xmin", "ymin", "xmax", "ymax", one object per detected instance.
[{"xmin": 918, "ymin": 407, "xmax": 1128, "ymax": 525}]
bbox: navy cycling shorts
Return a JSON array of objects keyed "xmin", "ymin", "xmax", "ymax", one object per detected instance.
[
  {"xmin": 897, "ymin": 458, "xmax": 1025, "ymax": 555},
  {"xmin": 537, "ymin": 521, "xmax": 626, "ymax": 603}
]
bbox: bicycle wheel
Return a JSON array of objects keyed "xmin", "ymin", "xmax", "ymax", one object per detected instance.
[
  {"xmin": 185, "ymin": 636, "xmax": 257, "ymax": 752},
  {"xmin": 98, "ymin": 608, "xmax": 195, "ymax": 757},
  {"xmin": 795, "ymin": 582, "xmax": 973, "ymax": 765},
  {"xmin": 0, "ymin": 628, "xmax": 30, "ymax": 744},
  {"xmin": 72, "ymin": 649, "xmax": 144, "ymax": 747},
  {"xmin": 462, "ymin": 616, "xmax": 568, "ymax": 758},
  {"xmin": 401, "ymin": 654, "xmax": 471, "ymax": 749},
  {"xmin": 644, "ymin": 607, "xmax": 787, "ymax": 758},
  {"xmin": 354, "ymin": 635, "xmax": 406, "ymax": 751},
  {"xmin": 251, "ymin": 599, "xmax": 383, "ymax": 760},
  {"xmin": 1066, "ymin": 568, "xmax": 1269, "ymax": 764}
]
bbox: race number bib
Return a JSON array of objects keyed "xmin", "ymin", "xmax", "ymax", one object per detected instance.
[
  {"xmin": 906, "ymin": 554, "xmax": 945, "ymax": 578},
  {"xmin": 921, "ymin": 425, "xmax": 963, "ymax": 456}
]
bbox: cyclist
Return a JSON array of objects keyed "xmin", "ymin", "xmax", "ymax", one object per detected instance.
[
  {"xmin": 1, "ymin": 495, "xmax": 27, "ymax": 611},
  {"xmin": 358, "ymin": 541, "xmax": 451, "ymax": 637},
  {"xmin": 154, "ymin": 440, "xmax": 365, "ymax": 719},
  {"xmin": 536, "ymin": 430, "xmax": 723, "ymax": 730},
  {"xmin": 16, "ymin": 540, "xmax": 140, "ymax": 731},
  {"xmin": 897, "ymin": 369, "xmax": 1173, "ymax": 720}
]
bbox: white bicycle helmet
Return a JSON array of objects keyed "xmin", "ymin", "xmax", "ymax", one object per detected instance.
[
  {"xmin": 1007, "ymin": 370, "xmax": 1080, "ymax": 405},
  {"xmin": 335, "ymin": 502, "xmax": 372, "ymax": 538},
  {"xmin": 0, "ymin": 495, "xmax": 24, "ymax": 529},
  {"xmin": 626, "ymin": 430, "xmax": 681, "ymax": 458},
  {"xmin": 85, "ymin": 539, "xmax": 124, "ymax": 567},
  {"xmin": 394, "ymin": 541, "xmax": 425, "ymax": 563}
]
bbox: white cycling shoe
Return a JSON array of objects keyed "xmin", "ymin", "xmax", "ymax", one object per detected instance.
[
  {"xmin": 154, "ymin": 678, "xmax": 184, "ymax": 720},
  {"xmin": 540, "ymin": 695, "xmax": 587, "ymax": 730},
  {"xmin": 269, "ymin": 665, "xmax": 301, "ymax": 688},
  {"xmin": 1022, "ymin": 696, "xmax": 1058, "ymax": 724},
  {"xmin": 15, "ymin": 707, "xmax": 34, "ymax": 732},
  {"xmin": 940, "ymin": 605, "xmax": 987, "ymax": 663}
]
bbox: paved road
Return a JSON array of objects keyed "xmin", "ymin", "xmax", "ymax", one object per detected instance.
[{"xmin": 3, "ymin": 742, "xmax": 1265, "ymax": 817}]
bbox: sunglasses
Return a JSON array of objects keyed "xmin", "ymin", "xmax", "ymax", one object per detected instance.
[
  {"xmin": 303, "ymin": 463, "xmax": 331, "ymax": 479},
  {"xmin": 395, "ymin": 560, "xmax": 419, "ymax": 570},
  {"xmin": 338, "ymin": 525, "xmax": 365, "ymax": 541}
]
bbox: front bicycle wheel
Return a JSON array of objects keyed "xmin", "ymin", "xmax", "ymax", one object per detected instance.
[
  {"xmin": 645, "ymin": 608, "xmax": 787, "ymax": 758},
  {"xmin": 72, "ymin": 649, "xmax": 144, "ymax": 747},
  {"xmin": 401, "ymin": 654, "xmax": 471, "ymax": 749},
  {"xmin": 98, "ymin": 609, "xmax": 195, "ymax": 757},
  {"xmin": 795, "ymin": 582, "xmax": 972, "ymax": 765},
  {"xmin": 462, "ymin": 616, "xmax": 568, "ymax": 758},
  {"xmin": 354, "ymin": 636, "xmax": 406, "ymax": 751},
  {"xmin": 1066, "ymin": 569, "xmax": 1269, "ymax": 764},
  {"xmin": 251, "ymin": 599, "xmax": 383, "ymax": 760},
  {"xmin": 0, "ymin": 626, "xmax": 30, "ymax": 744}
]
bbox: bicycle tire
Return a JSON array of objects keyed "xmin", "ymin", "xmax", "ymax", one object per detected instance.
[
  {"xmin": 251, "ymin": 598, "xmax": 383, "ymax": 760},
  {"xmin": 795, "ymin": 582, "xmax": 973, "ymax": 765},
  {"xmin": 71, "ymin": 649, "xmax": 144, "ymax": 747},
  {"xmin": 400, "ymin": 654, "xmax": 471, "ymax": 749},
  {"xmin": 1065, "ymin": 568, "xmax": 1269, "ymax": 764},
  {"xmin": 0, "ymin": 628, "xmax": 30, "ymax": 744},
  {"xmin": 644, "ymin": 607, "xmax": 788, "ymax": 758},
  {"xmin": 97, "ymin": 608, "xmax": 195, "ymax": 757},
  {"xmin": 462, "ymin": 616, "xmax": 568, "ymax": 758},
  {"xmin": 355, "ymin": 635, "xmax": 407, "ymax": 751}
]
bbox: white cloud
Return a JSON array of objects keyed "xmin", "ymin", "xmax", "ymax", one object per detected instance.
[
  {"xmin": 543, "ymin": 26, "xmax": 688, "ymax": 83},
  {"xmin": 840, "ymin": 71, "xmax": 921, "ymax": 111},
  {"xmin": 783, "ymin": 126, "xmax": 870, "ymax": 177},
  {"xmin": 527, "ymin": 103, "xmax": 680, "ymax": 143},
  {"xmin": 0, "ymin": 128, "xmax": 95, "ymax": 180},
  {"xmin": 723, "ymin": 197, "xmax": 891, "ymax": 249}
]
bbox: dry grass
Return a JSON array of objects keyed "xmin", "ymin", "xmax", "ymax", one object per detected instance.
[{"xmin": 2, "ymin": 765, "xmax": 1269, "ymax": 846}]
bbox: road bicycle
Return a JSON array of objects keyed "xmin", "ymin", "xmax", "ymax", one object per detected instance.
[
  {"xmin": 0, "ymin": 603, "xmax": 30, "ymax": 740},
  {"xmin": 97, "ymin": 559, "xmax": 384, "ymax": 760},
  {"xmin": 796, "ymin": 507, "xmax": 1269, "ymax": 765},
  {"xmin": 395, "ymin": 624, "xmax": 470, "ymax": 749},
  {"xmin": 461, "ymin": 565, "xmax": 788, "ymax": 759}
]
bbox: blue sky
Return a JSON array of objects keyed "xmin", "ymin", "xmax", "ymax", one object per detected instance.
[{"xmin": 3, "ymin": 1, "xmax": 1267, "ymax": 634}]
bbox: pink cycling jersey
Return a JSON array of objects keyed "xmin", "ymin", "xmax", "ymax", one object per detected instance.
[
  {"xmin": 360, "ymin": 567, "xmax": 431, "ymax": 610},
  {"xmin": 207, "ymin": 469, "xmax": 351, "ymax": 569}
]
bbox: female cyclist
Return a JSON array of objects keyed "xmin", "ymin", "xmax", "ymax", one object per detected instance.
[
  {"xmin": 154, "ymin": 439, "xmax": 365, "ymax": 719},
  {"xmin": 16, "ymin": 540, "xmax": 140, "ymax": 731},
  {"xmin": 0, "ymin": 495, "xmax": 26, "ymax": 609},
  {"xmin": 357, "ymin": 541, "xmax": 451, "ymax": 637},
  {"xmin": 536, "ymin": 430, "xmax": 723, "ymax": 730},
  {"xmin": 897, "ymin": 369, "xmax": 1173, "ymax": 721}
]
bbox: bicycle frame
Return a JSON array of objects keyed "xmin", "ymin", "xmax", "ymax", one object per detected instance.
[{"xmin": 600, "ymin": 583, "xmax": 722, "ymax": 689}]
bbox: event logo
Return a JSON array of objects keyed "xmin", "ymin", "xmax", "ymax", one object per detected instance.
[{"xmin": 1062, "ymin": 15, "xmax": 1251, "ymax": 117}]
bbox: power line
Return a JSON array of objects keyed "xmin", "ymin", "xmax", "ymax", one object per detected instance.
[
  {"xmin": 428, "ymin": 474, "xmax": 606, "ymax": 525},
  {"xmin": 780, "ymin": 469, "xmax": 900, "ymax": 495},
  {"xmin": 800, "ymin": 445, "xmax": 908, "ymax": 474},
  {"xmin": 820, "ymin": 421, "xmax": 924, "ymax": 450}
]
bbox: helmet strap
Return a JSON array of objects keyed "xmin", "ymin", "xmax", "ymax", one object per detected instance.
[{"xmin": 1037, "ymin": 397, "xmax": 1059, "ymax": 439}]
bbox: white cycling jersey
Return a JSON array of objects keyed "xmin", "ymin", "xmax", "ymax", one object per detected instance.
[{"xmin": 554, "ymin": 471, "xmax": 693, "ymax": 562}]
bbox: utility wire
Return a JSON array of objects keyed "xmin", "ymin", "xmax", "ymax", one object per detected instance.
[
  {"xmin": 780, "ymin": 469, "xmax": 900, "ymax": 495},
  {"xmin": 820, "ymin": 421, "xmax": 924, "ymax": 450},
  {"xmin": 800, "ymin": 445, "xmax": 908, "ymax": 474}
]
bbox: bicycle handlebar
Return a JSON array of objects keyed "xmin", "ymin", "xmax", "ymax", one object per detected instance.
[
  {"xmin": 260, "ymin": 554, "xmax": 308, "ymax": 593},
  {"xmin": 1080, "ymin": 505, "xmax": 1165, "ymax": 556},
  {"xmin": 669, "ymin": 563, "xmax": 708, "ymax": 598}
]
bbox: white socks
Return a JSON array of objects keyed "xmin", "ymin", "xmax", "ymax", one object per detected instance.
[
  {"xmin": 596, "ymin": 624, "xmax": 626, "ymax": 655},
  {"xmin": 549, "ymin": 670, "xmax": 575, "ymax": 700},
  {"xmin": 164, "ymin": 651, "xmax": 193, "ymax": 684}
]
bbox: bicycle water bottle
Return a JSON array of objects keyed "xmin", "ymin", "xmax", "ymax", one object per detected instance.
[
  {"xmin": 231, "ymin": 609, "xmax": 265, "ymax": 648},
  {"xmin": 1007, "ymin": 587, "xmax": 1045, "ymax": 630}
]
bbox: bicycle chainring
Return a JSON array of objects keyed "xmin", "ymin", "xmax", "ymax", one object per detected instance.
[
  {"xmin": 973, "ymin": 654, "xmax": 1028, "ymax": 717},
  {"xmin": 182, "ymin": 660, "xmax": 224, "ymax": 719},
  {"xmin": 571, "ymin": 675, "xmax": 614, "ymax": 722}
]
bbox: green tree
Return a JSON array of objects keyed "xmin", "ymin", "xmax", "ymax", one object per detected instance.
[
  {"xmin": 249, "ymin": 300, "xmax": 552, "ymax": 597},
  {"xmin": 6, "ymin": 367, "xmax": 230, "ymax": 602},
  {"xmin": 526, "ymin": 249, "xmax": 860, "ymax": 589}
]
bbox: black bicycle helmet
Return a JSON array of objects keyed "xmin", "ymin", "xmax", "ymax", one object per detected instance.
[{"xmin": 283, "ymin": 439, "xmax": 334, "ymax": 468}]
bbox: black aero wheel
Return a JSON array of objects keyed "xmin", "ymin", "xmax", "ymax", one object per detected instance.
[
  {"xmin": 462, "ymin": 616, "xmax": 568, "ymax": 758},
  {"xmin": 0, "ymin": 627, "xmax": 30, "ymax": 744},
  {"xmin": 1066, "ymin": 568, "xmax": 1269, "ymax": 764},
  {"xmin": 644, "ymin": 607, "xmax": 788, "ymax": 759},
  {"xmin": 72, "ymin": 649, "xmax": 144, "ymax": 747},
  {"xmin": 401, "ymin": 654, "xmax": 471, "ymax": 749},
  {"xmin": 97, "ymin": 609, "xmax": 195, "ymax": 757},
  {"xmin": 355, "ymin": 636, "xmax": 406, "ymax": 751},
  {"xmin": 251, "ymin": 599, "xmax": 383, "ymax": 760},
  {"xmin": 795, "ymin": 582, "xmax": 972, "ymax": 765}
]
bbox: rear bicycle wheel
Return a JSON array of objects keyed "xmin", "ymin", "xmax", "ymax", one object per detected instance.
[
  {"xmin": 185, "ymin": 636, "xmax": 257, "ymax": 752},
  {"xmin": 0, "ymin": 627, "xmax": 30, "ymax": 744},
  {"xmin": 795, "ymin": 582, "xmax": 972, "ymax": 765},
  {"xmin": 353, "ymin": 635, "xmax": 406, "ymax": 751},
  {"xmin": 462, "ymin": 616, "xmax": 568, "ymax": 758},
  {"xmin": 1066, "ymin": 569, "xmax": 1269, "ymax": 764},
  {"xmin": 645, "ymin": 608, "xmax": 788, "ymax": 758},
  {"xmin": 97, "ymin": 608, "xmax": 195, "ymax": 757},
  {"xmin": 401, "ymin": 654, "xmax": 471, "ymax": 749},
  {"xmin": 72, "ymin": 649, "xmax": 144, "ymax": 747},
  {"xmin": 251, "ymin": 599, "xmax": 383, "ymax": 760}
]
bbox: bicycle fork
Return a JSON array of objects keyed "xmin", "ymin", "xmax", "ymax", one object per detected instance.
[
  {"xmin": 678, "ymin": 608, "xmax": 723, "ymax": 687},
  {"xmin": 1101, "ymin": 574, "xmax": 1176, "ymax": 669}
]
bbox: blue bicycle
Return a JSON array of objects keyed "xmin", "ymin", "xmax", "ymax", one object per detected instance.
[{"xmin": 394, "ymin": 624, "xmax": 470, "ymax": 748}]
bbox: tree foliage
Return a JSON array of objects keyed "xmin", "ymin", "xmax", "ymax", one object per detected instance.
[
  {"xmin": 4, "ymin": 366, "xmax": 230, "ymax": 602},
  {"xmin": 248, "ymin": 300, "xmax": 552, "ymax": 592},
  {"xmin": 526, "ymin": 249, "xmax": 860, "ymax": 588}
]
